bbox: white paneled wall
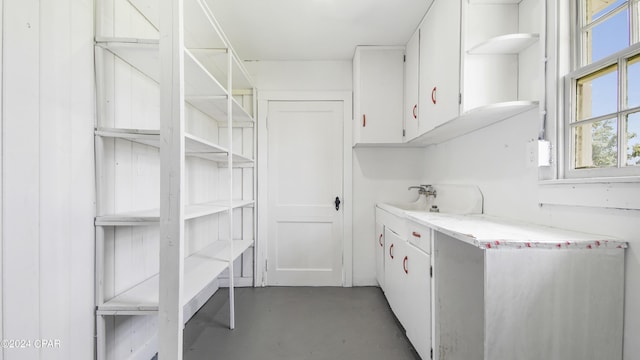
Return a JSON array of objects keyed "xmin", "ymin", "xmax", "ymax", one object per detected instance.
[{"xmin": 2, "ymin": 1, "xmax": 95, "ymax": 360}]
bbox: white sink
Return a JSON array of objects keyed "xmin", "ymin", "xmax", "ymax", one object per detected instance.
[{"xmin": 385, "ymin": 184, "xmax": 484, "ymax": 215}]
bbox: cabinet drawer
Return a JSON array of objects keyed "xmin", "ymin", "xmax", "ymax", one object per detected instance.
[
  {"xmin": 375, "ymin": 206, "xmax": 407, "ymax": 239},
  {"xmin": 408, "ymin": 222, "xmax": 431, "ymax": 254}
]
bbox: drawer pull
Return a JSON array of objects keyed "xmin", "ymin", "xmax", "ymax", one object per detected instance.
[
  {"xmin": 412, "ymin": 231, "xmax": 421, "ymax": 238},
  {"xmin": 389, "ymin": 243, "xmax": 394, "ymax": 259},
  {"xmin": 403, "ymin": 256, "xmax": 408, "ymax": 274},
  {"xmin": 378, "ymin": 234, "xmax": 383, "ymax": 247}
]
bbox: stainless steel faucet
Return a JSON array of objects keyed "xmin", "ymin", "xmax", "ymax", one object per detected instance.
[{"xmin": 408, "ymin": 184, "xmax": 437, "ymax": 198}]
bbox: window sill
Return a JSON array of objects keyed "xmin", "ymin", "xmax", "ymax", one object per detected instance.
[{"xmin": 538, "ymin": 177, "xmax": 640, "ymax": 210}]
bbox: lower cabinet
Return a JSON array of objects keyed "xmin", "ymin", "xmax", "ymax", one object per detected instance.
[{"xmin": 384, "ymin": 226, "xmax": 432, "ymax": 360}]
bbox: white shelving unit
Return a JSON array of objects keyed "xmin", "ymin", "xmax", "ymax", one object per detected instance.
[{"xmin": 94, "ymin": 0, "xmax": 256, "ymax": 359}]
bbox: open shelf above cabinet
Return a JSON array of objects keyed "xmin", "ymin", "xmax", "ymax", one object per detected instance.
[
  {"xmin": 410, "ymin": 101, "xmax": 538, "ymax": 145},
  {"xmin": 97, "ymin": 239, "xmax": 254, "ymax": 315},
  {"xmin": 467, "ymin": 33, "xmax": 539, "ymax": 55},
  {"xmin": 95, "ymin": 199, "xmax": 255, "ymax": 226},
  {"xmin": 96, "ymin": 38, "xmax": 254, "ymax": 123},
  {"xmin": 95, "ymin": 128, "xmax": 255, "ymax": 164}
]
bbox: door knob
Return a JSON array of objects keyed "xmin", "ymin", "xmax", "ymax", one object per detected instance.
[{"xmin": 335, "ymin": 196, "xmax": 341, "ymax": 211}]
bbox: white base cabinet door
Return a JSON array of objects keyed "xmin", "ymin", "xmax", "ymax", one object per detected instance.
[
  {"xmin": 375, "ymin": 222, "xmax": 385, "ymax": 290},
  {"xmin": 384, "ymin": 228, "xmax": 405, "ymax": 321},
  {"xmin": 403, "ymin": 243, "xmax": 431, "ymax": 360}
]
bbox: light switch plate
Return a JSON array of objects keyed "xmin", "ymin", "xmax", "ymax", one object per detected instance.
[{"xmin": 526, "ymin": 139, "xmax": 551, "ymax": 168}]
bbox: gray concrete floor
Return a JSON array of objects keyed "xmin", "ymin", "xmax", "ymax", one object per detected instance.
[{"xmin": 183, "ymin": 287, "xmax": 421, "ymax": 360}]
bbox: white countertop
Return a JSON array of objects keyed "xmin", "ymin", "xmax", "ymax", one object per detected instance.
[{"xmin": 377, "ymin": 203, "xmax": 627, "ymax": 250}]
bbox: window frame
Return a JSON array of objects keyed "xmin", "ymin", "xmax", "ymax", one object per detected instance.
[{"xmin": 564, "ymin": 0, "xmax": 640, "ymax": 179}]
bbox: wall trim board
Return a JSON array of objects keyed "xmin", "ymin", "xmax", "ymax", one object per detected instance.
[
  {"xmin": 256, "ymin": 90, "xmax": 353, "ymax": 287},
  {"xmin": 539, "ymin": 180, "xmax": 640, "ymax": 210}
]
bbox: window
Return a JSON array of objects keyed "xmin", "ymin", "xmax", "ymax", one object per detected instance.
[{"xmin": 567, "ymin": 0, "xmax": 640, "ymax": 177}]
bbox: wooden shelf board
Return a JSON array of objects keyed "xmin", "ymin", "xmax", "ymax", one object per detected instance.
[
  {"xmin": 96, "ymin": 38, "xmax": 228, "ymax": 102},
  {"xmin": 127, "ymin": 0, "xmax": 254, "ymax": 91},
  {"xmin": 467, "ymin": 33, "xmax": 539, "ymax": 55},
  {"xmin": 95, "ymin": 208, "xmax": 160, "ymax": 226},
  {"xmin": 184, "ymin": 133, "xmax": 229, "ymax": 157},
  {"xmin": 353, "ymin": 142, "xmax": 426, "ymax": 149},
  {"xmin": 95, "ymin": 128, "xmax": 161, "ymax": 147},
  {"xmin": 97, "ymin": 239, "xmax": 254, "ymax": 314},
  {"xmin": 96, "ymin": 128, "xmax": 256, "ymax": 164},
  {"xmin": 410, "ymin": 101, "xmax": 539, "ymax": 145},
  {"xmin": 95, "ymin": 200, "xmax": 254, "ymax": 226},
  {"xmin": 468, "ymin": 0, "xmax": 522, "ymax": 4},
  {"xmin": 185, "ymin": 95, "xmax": 254, "ymax": 124},
  {"xmin": 127, "ymin": 0, "xmax": 227, "ymax": 50}
]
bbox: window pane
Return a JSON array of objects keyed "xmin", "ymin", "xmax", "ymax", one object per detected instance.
[
  {"xmin": 585, "ymin": 0, "xmax": 627, "ymax": 23},
  {"xmin": 628, "ymin": 55, "xmax": 640, "ymax": 108},
  {"xmin": 627, "ymin": 112, "xmax": 640, "ymax": 166},
  {"xmin": 583, "ymin": 8, "xmax": 629, "ymax": 64},
  {"xmin": 573, "ymin": 118, "xmax": 619, "ymax": 168},
  {"xmin": 576, "ymin": 64, "xmax": 618, "ymax": 121}
]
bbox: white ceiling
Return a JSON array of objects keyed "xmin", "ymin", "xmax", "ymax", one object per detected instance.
[{"xmin": 206, "ymin": 0, "xmax": 433, "ymax": 61}]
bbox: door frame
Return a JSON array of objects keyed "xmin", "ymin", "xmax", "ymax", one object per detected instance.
[{"xmin": 256, "ymin": 91, "xmax": 353, "ymax": 287}]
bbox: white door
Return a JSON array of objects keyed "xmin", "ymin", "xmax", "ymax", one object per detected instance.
[{"xmin": 267, "ymin": 101, "xmax": 344, "ymax": 286}]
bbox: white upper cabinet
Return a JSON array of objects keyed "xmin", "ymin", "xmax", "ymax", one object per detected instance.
[
  {"xmin": 404, "ymin": 30, "xmax": 421, "ymax": 141},
  {"xmin": 418, "ymin": 0, "xmax": 462, "ymax": 134},
  {"xmin": 353, "ymin": 46, "xmax": 405, "ymax": 146},
  {"xmin": 403, "ymin": 0, "xmax": 543, "ymax": 145}
]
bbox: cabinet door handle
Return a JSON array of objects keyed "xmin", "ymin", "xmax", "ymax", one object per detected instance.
[
  {"xmin": 431, "ymin": 87, "xmax": 437, "ymax": 104},
  {"xmin": 379, "ymin": 234, "xmax": 383, "ymax": 247},
  {"xmin": 403, "ymin": 256, "xmax": 408, "ymax": 274},
  {"xmin": 412, "ymin": 104, "xmax": 417, "ymax": 119},
  {"xmin": 412, "ymin": 231, "xmax": 421, "ymax": 238},
  {"xmin": 389, "ymin": 243, "xmax": 394, "ymax": 259},
  {"xmin": 362, "ymin": 114, "xmax": 366, "ymax": 127}
]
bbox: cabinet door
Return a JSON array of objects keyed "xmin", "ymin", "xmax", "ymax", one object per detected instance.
[
  {"xmin": 383, "ymin": 228, "xmax": 405, "ymax": 321},
  {"xmin": 404, "ymin": 29, "xmax": 420, "ymax": 141},
  {"xmin": 375, "ymin": 222, "xmax": 385, "ymax": 291},
  {"xmin": 354, "ymin": 47, "xmax": 404, "ymax": 144},
  {"xmin": 403, "ymin": 244, "xmax": 431, "ymax": 360},
  {"xmin": 419, "ymin": 0, "xmax": 461, "ymax": 133}
]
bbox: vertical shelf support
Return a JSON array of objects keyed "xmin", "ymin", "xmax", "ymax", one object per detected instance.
[
  {"xmin": 227, "ymin": 46, "xmax": 236, "ymax": 330},
  {"xmin": 159, "ymin": 0, "xmax": 186, "ymax": 358}
]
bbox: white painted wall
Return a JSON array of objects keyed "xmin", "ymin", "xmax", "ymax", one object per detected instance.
[
  {"xmin": 352, "ymin": 148, "xmax": 425, "ymax": 285},
  {"xmin": 2, "ymin": 1, "xmax": 95, "ymax": 359},
  {"xmin": 245, "ymin": 60, "xmax": 352, "ymax": 91}
]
